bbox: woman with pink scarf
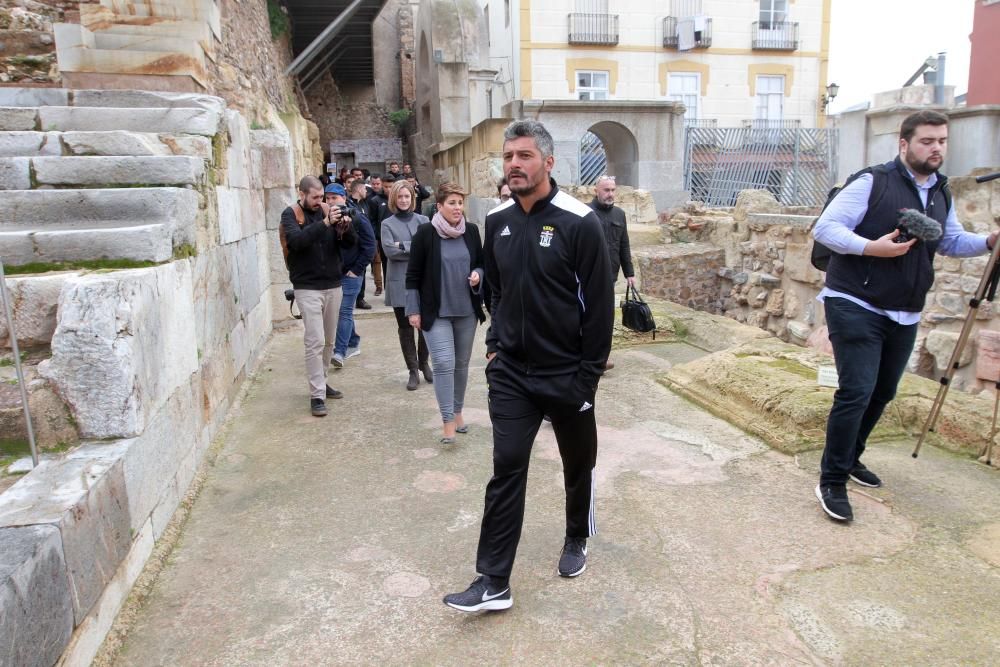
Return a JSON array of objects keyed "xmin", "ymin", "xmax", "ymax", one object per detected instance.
[{"xmin": 405, "ymin": 182, "xmax": 487, "ymax": 444}]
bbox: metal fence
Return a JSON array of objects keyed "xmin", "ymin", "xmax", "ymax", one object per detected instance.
[
  {"xmin": 568, "ymin": 13, "xmax": 619, "ymax": 45},
  {"xmin": 578, "ymin": 131, "xmax": 607, "ymax": 185},
  {"xmin": 684, "ymin": 126, "xmax": 838, "ymax": 207}
]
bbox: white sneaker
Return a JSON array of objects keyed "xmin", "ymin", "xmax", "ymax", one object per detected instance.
[
  {"xmin": 332, "ymin": 353, "xmax": 345, "ymax": 368},
  {"xmin": 346, "ymin": 346, "xmax": 361, "ymax": 359}
]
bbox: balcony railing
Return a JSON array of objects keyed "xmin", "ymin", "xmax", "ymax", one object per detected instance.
[
  {"xmin": 751, "ymin": 21, "xmax": 799, "ymax": 50},
  {"xmin": 663, "ymin": 17, "xmax": 712, "ymax": 48},
  {"xmin": 742, "ymin": 119, "xmax": 801, "ymax": 129},
  {"xmin": 568, "ymin": 13, "xmax": 619, "ymax": 46},
  {"xmin": 685, "ymin": 118, "xmax": 718, "ymax": 128}
]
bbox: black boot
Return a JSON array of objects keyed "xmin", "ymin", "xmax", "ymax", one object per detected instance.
[
  {"xmin": 398, "ymin": 327, "xmax": 420, "ymax": 391},
  {"xmin": 418, "ymin": 331, "xmax": 433, "ymax": 383}
]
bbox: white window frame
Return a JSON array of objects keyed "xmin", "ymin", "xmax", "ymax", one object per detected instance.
[
  {"xmin": 667, "ymin": 72, "xmax": 700, "ymax": 120},
  {"xmin": 576, "ymin": 70, "xmax": 610, "ymax": 100},
  {"xmin": 759, "ymin": 0, "xmax": 788, "ymax": 29},
  {"xmin": 754, "ymin": 74, "xmax": 784, "ymax": 122}
]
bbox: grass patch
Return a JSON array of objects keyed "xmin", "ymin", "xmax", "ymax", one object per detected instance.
[
  {"xmin": 0, "ymin": 439, "xmax": 33, "ymax": 459},
  {"xmin": 268, "ymin": 0, "xmax": 290, "ymax": 39},
  {"xmin": 669, "ymin": 317, "xmax": 690, "ymax": 340},
  {"xmin": 0, "ymin": 351, "xmax": 27, "ymax": 367},
  {"xmin": 765, "ymin": 358, "xmax": 817, "ymax": 380},
  {"xmin": 173, "ymin": 244, "xmax": 197, "ymax": 260},
  {"xmin": 5, "ymin": 258, "xmax": 160, "ymax": 275}
]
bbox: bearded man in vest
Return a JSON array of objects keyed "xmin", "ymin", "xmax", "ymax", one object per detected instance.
[{"xmin": 812, "ymin": 110, "xmax": 999, "ymax": 522}]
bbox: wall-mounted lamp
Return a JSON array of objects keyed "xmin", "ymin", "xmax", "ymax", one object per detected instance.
[{"xmin": 821, "ymin": 82, "xmax": 840, "ymax": 111}]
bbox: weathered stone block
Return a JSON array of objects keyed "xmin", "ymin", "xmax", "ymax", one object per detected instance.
[
  {"xmin": 0, "ymin": 107, "xmax": 37, "ymax": 131},
  {"xmin": 0, "ymin": 442, "xmax": 132, "ymax": 624},
  {"xmin": 0, "ymin": 525, "xmax": 74, "ymax": 667},
  {"xmin": 924, "ymin": 330, "xmax": 972, "ymax": 372},
  {"xmin": 33, "ymin": 155, "xmax": 204, "ymax": 186},
  {"xmin": 976, "ymin": 330, "xmax": 1000, "ymax": 381},
  {"xmin": 264, "ymin": 187, "xmax": 295, "ymax": 230},
  {"xmin": 61, "ymin": 130, "xmax": 168, "ymax": 157},
  {"xmin": 192, "ymin": 247, "xmax": 240, "ymax": 360},
  {"xmin": 38, "ymin": 106, "xmax": 220, "ymax": 136},
  {"xmin": 72, "ymin": 89, "xmax": 225, "ymax": 114},
  {"xmin": 40, "ymin": 263, "xmax": 199, "ymax": 439},
  {"xmin": 786, "ymin": 320, "xmax": 811, "ymax": 341},
  {"xmin": 252, "ymin": 128, "xmax": 295, "ymax": 189},
  {"xmin": 0, "ymin": 87, "xmax": 68, "ymax": 107},
  {"xmin": 0, "ymin": 186, "xmax": 199, "ymax": 227},
  {"xmin": 0, "ymin": 156, "xmax": 31, "ymax": 189},
  {"xmin": 0, "ymin": 130, "xmax": 61, "ymax": 157},
  {"xmin": 783, "ymin": 242, "xmax": 824, "ymax": 285},
  {"xmin": 224, "ymin": 110, "xmax": 251, "ymax": 189},
  {"xmin": 32, "ymin": 224, "xmax": 174, "ymax": 263},
  {"xmin": 217, "ymin": 185, "xmax": 242, "ymax": 244},
  {"xmin": 765, "ymin": 289, "xmax": 785, "ymax": 316},
  {"xmin": 733, "ymin": 189, "xmax": 779, "ymax": 222}
]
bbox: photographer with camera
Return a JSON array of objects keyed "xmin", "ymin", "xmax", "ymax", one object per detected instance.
[
  {"xmin": 280, "ymin": 176, "xmax": 357, "ymax": 417},
  {"xmin": 812, "ymin": 110, "xmax": 999, "ymax": 522}
]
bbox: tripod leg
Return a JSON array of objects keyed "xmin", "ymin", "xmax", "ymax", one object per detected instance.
[
  {"xmin": 913, "ymin": 239, "xmax": 1000, "ymax": 458},
  {"xmin": 986, "ymin": 380, "xmax": 1000, "ymax": 467}
]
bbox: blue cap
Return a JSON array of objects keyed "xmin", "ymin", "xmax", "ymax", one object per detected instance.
[{"xmin": 325, "ymin": 183, "xmax": 347, "ymax": 196}]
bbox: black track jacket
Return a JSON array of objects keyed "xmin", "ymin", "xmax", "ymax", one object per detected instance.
[{"xmin": 484, "ymin": 178, "xmax": 614, "ymax": 399}]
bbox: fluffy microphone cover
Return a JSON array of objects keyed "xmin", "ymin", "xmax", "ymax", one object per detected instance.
[{"xmin": 896, "ymin": 208, "xmax": 943, "ymax": 242}]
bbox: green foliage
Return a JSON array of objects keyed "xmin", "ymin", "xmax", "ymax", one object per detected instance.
[
  {"xmin": 5, "ymin": 258, "xmax": 160, "ymax": 275},
  {"xmin": 268, "ymin": 0, "xmax": 290, "ymax": 40},
  {"xmin": 173, "ymin": 244, "xmax": 197, "ymax": 260},
  {"xmin": 669, "ymin": 317, "xmax": 689, "ymax": 340},
  {"xmin": 388, "ymin": 109, "xmax": 413, "ymax": 127}
]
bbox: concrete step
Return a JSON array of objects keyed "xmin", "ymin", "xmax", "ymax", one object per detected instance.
[
  {"xmin": 0, "ymin": 223, "xmax": 174, "ymax": 264},
  {"xmin": 0, "ymin": 130, "xmax": 212, "ymax": 158},
  {"xmin": 36, "ymin": 105, "xmax": 220, "ymax": 135},
  {"xmin": 0, "ymin": 156, "xmax": 204, "ymax": 189},
  {"xmin": 96, "ymin": 0, "xmax": 222, "ymax": 38},
  {"xmin": 0, "ymin": 187, "xmax": 198, "ymax": 229},
  {"xmin": 71, "ymin": 89, "xmax": 224, "ymax": 113}
]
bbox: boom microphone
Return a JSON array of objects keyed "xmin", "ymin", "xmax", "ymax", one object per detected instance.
[{"xmin": 895, "ymin": 208, "xmax": 943, "ymax": 243}]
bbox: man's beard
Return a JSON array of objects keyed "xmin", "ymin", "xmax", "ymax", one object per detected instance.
[
  {"xmin": 905, "ymin": 153, "xmax": 943, "ymax": 176},
  {"xmin": 507, "ymin": 169, "xmax": 546, "ymax": 195}
]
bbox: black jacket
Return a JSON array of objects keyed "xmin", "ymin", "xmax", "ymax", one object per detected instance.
[
  {"xmin": 825, "ymin": 157, "xmax": 948, "ymax": 311},
  {"xmin": 405, "ymin": 223, "xmax": 486, "ymax": 331},
  {"xmin": 366, "ymin": 189, "xmax": 389, "ymax": 237},
  {"xmin": 341, "ymin": 199, "xmax": 376, "ymax": 276},
  {"xmin": 589, "ymin": 198, "xmax": 634, "ymax": 280},
  {"xmin": 484, "ymin": 178, "xmax": 614, "ymax": 399},
  {"xmin": 280, "ymin": 203, "xmax": 356, "ymax": 290}
]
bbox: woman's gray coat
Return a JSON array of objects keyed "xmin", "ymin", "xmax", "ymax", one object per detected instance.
[{"xmin": 381, "ymin": 212, "xmax": 429, "ymax": 307}]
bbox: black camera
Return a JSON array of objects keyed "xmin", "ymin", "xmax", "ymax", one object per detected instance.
[
  {"xmin": 284, "ymin": 288, "xmax": 294, "ymax": 302},
  {"xmin": 336, "ymin": 205, "xmax": 356, "ymax": 221},
  {"xmin": 284, "ymin": 289, "xmax": 302, "ymax": 319}
]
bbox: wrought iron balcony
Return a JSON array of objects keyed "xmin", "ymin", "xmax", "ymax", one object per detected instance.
[
  {"xmin": 742, "ymin": 119, "xmax": 801, "ymax": 129},
  {"xmin": 685, "ymin": 118, "xmax": 718, "ymax": 128},
  {"xmin": 568, "ymin": 13, "xmax": 619, "ymax": 46},
  {"xmin": 663, "ymin": 17, "xmax": 713, "ymax": 48},
  {"xmin": 751, "ymin": 21, "xmax": 799, "ymax": 50}
]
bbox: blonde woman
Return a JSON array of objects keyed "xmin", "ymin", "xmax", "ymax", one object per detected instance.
[
  {"xmin": 405, "ymin": 183, "xmax": 486, "ymax": 443},
  {"xmin": 382, "ymin": 179, "xmax": 432, "ymax": 390}
]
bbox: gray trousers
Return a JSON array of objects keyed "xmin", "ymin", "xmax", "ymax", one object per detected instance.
[
  {"xmin": 423, "ymin": 314, "xmax": 478, "ymax": 423},
  {"xmin": 295, "ymin": 287, "xmax": 342, "ymax": 399}
]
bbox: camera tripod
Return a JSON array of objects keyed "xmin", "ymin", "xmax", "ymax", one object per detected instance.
[{"xmin": 913, "ymin": 171, "xmax": 1000, "ymax": 464}]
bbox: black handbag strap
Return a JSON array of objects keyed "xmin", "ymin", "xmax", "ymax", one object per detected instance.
[{"xmin": 625, "ymin": 284, "xmax": 646, "ymax": 304}]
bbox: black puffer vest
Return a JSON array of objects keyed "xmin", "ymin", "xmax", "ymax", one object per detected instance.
[{"xmin": 825, "ymin": 157, "xmax": 948, "ymax": 311}]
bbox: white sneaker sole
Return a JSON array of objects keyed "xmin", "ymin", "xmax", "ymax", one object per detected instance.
[
  {"xmin": 558, "ymin": 546, "xmax": 588, "ymax": 577},
  {"xmin": 849, "ymin": 473, "xmax": 882, "ymax": 488},
  {"xmin": 815, "ymin": 485, "xmax": 851, "ymax": 521},
  {"xmin": 444, "ymin": 597, "xmax": 513, "ymax": 612},
  {"xmin": 332, "ymin": 358, "xmax": 344, "ymax": 369}
]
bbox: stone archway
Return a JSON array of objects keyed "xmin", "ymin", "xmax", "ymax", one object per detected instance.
[{"xmin": 586, "ymin": 121, "xmax": 638, "ymax": 187}]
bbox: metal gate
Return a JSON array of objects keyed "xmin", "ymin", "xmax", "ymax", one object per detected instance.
[
  {"xmin": 578, "ymin": 131, "xmax": 607, "ymax": 186},
  {"xmin": 684, "ymin": 125, "xmax": 838, "ymax": 207}
]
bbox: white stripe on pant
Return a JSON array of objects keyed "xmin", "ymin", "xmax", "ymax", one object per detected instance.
[{"xmin": 294, "ymin": 287, "xmax": 342, "ymax": 399}]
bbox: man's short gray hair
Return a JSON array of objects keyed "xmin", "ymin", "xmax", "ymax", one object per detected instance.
[{"xmin": 503, "ymin": 120, "xmax": 554, "ymax": 159}]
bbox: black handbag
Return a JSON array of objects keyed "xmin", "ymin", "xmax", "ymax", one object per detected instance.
[{"xmin": 621, "ymin": 284, "xmax": 656, "ymax": 338}]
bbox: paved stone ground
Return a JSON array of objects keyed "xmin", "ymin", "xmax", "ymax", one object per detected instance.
[{"xmin": 114, "ymin": 306, "xmax": 1000, "ymax": 665}]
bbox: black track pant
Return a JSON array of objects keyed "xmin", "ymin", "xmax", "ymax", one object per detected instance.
[{"xmin": 476, "ymin": 357, "xmax": 598, "ymax": 579}]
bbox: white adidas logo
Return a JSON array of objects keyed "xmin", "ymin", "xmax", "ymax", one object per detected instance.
[{"xmin": 500, "ymin": 226, "xmax": 511, "ymax": 236}]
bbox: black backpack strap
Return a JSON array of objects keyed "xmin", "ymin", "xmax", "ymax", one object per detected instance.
[{"xmin": 867, "ymin": 164, "xmax": 889, "ymax": 211}]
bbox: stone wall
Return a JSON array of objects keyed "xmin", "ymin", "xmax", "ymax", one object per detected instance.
[
  {"xmin": 0, "ymin": 0, "xmax": 74, "ymax": 84},
  {"xmin": 658, "ymin": 180, "xmax": 1000, "ymax": 394},
  {"xmin": 0, "ymin": 89, "xmax": 292, "ymax": 665},
  {"xmin": 307, "ymin": 72, "xmax": 401, "ymax": 167}
]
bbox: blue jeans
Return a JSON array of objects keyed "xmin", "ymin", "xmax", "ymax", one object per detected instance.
[
  {"xmin": 335, "ymin": 275, "xmax": 362, "ymax": 356},
  {"xmin": 820, "ymin": 297, "xmax": 917, "ymax": 485}
]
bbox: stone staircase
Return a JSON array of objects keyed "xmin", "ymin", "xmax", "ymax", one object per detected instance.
[{"xmin": 0, "ymin": 88, "xmax": 221, "ymax": 266}]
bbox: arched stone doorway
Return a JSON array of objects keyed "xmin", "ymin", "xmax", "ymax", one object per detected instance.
[{"xmin": 585, "ymin": 121, "xmax": 638, "ymax": 187}]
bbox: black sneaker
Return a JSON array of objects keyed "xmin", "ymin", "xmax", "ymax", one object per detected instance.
[
  {"xmin": 849, "ymin": 463, "xmax": 882, "ymax": 488},
  {"xmin": 325, "ymin": 385, "xmax": 343, "ymax": 399},
  {"xmin": 558, "ymin": 537, "xmax": 588, "ymax": 577},
  {"xmin": 815, "ymin": 484, "xmax": 853, "ymax": 521},
  {"xmin": 443, "ymin": 576, "xmax": 512, "ymax": 612},
  {"xmin": 310, "ymin": 398, "xmax": 327, "ymax": 417},
  {"xmin": 356, "ymin": 299, "xmax": 373, "ymax": 310}
]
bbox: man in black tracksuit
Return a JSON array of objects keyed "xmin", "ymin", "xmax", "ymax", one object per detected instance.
[{"xmin": 444, "ymin": 120, "xmax": 613, "ymax": 613}]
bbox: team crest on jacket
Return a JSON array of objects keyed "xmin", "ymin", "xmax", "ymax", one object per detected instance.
[{"xmin": 539, "ymin": 225, "xmax": 555, "ymax": 247}]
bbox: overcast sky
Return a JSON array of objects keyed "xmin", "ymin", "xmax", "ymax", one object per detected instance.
[{"xmin": 827, "ymin": 0, "xmax": 975, "ymax": 113}]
